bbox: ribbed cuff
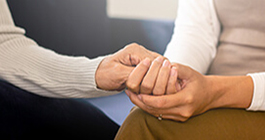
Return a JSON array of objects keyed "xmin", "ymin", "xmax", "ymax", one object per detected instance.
[{"xmin": 246, "ymin": 72, "xmax": 265, "ymax": 111}]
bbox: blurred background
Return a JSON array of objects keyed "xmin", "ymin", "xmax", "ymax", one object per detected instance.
[
  {"xmin": 6, "ymin": 0, "xmax": 178, "ymax": 125},
  {"xmin": 107, "ymin": 0, "xmax": 178, "ymax": 20}
]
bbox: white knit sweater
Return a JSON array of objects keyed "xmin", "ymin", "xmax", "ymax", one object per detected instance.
[{"xmin": 0, "ymin": 0, "xmax": 118, "ymax": 98}]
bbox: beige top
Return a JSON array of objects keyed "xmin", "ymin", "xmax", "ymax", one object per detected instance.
[
  {"xmin": 208, "ymin": 0, "xmax": 265, "ymax": 75},
  {"xmin": 0, "ymin": 0, "xmax": 118, "ymax": 98},
  {"xmin": 164, "ymin": 0, "xmax": 265, "ymax": 111}
]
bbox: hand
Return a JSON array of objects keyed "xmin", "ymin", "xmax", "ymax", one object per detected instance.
[
  {"xmin": 95, "ymin": 43, "xmax": 161, "ymax": 91},
  {"xmin": 126, "ymin": 57, "xmax": 182, "ymax": 95},
  {"xmin": 126, "ymin": 63, "xmax": 214, "ymax": 121},
  {"xmin": 126, "ymin": 63, "xmax": 254, "ymax": 122}
]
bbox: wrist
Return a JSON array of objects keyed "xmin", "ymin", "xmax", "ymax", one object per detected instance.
[
  {"xmin": 95, "ymin": 57, "xmax": 109, "ymax": 90},
  {"xmin": 205, "ymin": 75, "xmax": 225, "ymax": 109},
  {"xmin": 206, "ymin": 75, "xmax": 254, "ymax": 109}
]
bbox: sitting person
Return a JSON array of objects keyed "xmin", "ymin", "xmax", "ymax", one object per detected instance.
[
  {"xmin": 0, "ymin": 0, "xmax": 162, "ymax": 139},
  {"xmin": 115, "ymin": 0, "xmax": 265, "ymax": 139}
]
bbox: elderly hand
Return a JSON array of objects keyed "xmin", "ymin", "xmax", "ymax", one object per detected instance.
[
  {"xmin": 95, "ymin": 43, "xmax": 161, "ymax": 91},
  {"xmin": 126, "ymin": 63, "xmax": 254, "ymax": 122}
]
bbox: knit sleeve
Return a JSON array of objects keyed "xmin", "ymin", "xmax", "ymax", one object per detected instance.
[{"xmin": 0, "ymin": 0, "xmax": 119, "ymax": 98}]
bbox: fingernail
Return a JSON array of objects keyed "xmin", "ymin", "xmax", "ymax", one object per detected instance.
[
  {"xmin": 155, "ymin": 56, "xmax": 164, "ymax": 63},
  {"xmin": 138, "ymin": 94, "xmax": 142, "ymax": 100},
  {"xmin": 163, "ymin": 60, "xmax": 170, "ymax": 67},
  {"xmin": 125, "ymin": 90, "xmax": 131, "ymax": 96},
  {"xmin": 142, "ymin": 58, "xmax": 151, "ymax": 66},
  {"xmin": 170, "ymin": 67, "xmax": 177, "ymax": 76}
]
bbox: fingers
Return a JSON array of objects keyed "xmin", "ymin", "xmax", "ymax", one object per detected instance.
[
  {"xmin": 126, "ymin": 90, "xmax": 190, "ymax": 122},
  {"xmin": 125, "ymin": 90, "xmax": 151, "ymax": 111},
  {"xmin": 95, "ymin": 56, "xmax": 136, "ymax": 91},
  {"xmin": 126, "ymin": 58, "xmax": 151, "ymax": 94},
  {"xmin": 138, "ymin": 92, "xmax": 188, "ymax": 109},
  {"xmin": 140, "ymin": 56, "xmax": 165, "ymax": 94},
  {"xmin": 114, "ymin": 64, "xmax": 136, "ymax": 91},
  {"xmin": 132, "ymin": 57, "xmax": 178, "ymax": 95},
  {"xmin": 123, "ymin": 43, "xmax": 162, "ymax": 65},
  {"xmin": 166, "ymin": 67, "xmax": 178, "ymax": 94},
  {"xmin": 155, "ymin": 114, "xmax": 189, "ymax": 122},
  {"xmin": 152, "ymin": 60, "xmax": 172, "ymax": 95},
  {"xmin": 171, "ymin": 63, "xmax": 194, "ymax": 80}
]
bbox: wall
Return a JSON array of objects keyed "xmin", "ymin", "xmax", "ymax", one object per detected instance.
[{"xmin": 107, "ymin": 0, "xmax": 178, "ymax": 20}]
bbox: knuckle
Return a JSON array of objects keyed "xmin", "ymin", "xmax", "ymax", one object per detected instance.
[
  {"xmin": 125, "ymin": 43, "xmax": 137, "ymax": 49},
  {"xmin": 129, "ymin": 84, "xmax": 139, "ymax": 91},
  {"xmin": 131, "ymin": 43, "xmax": 140, "ymax": 48},
  {"xmin": 180, "ymin": 108, "xmax": 193, "ymax": 119},
  {"xmin": 124, "ymin": 43, "xmax": 145, "ymax": 53},
  {"xmin": 131, "ymin": 42, "xmax": 139, "ymax": 46},
  {"xmin": 153, "ymin": 88, "xmax": 165, "ymax": 96},
  {"xmin": 126, "ymin": 81, "xmax": 138, "ymax": 90},
  {"xmin": 172, "ymin": 63, "xmax": 180, "ymax": 69},
  {"xmin": 184, "ymin": 95, "xmax": 194, "ymax": 104},
  {"xmin": 140, "ymin": 62, "xmax": 151, "ymax": 69},
  {"xmin": 141, "ymin": 83, "xmax": 153, "ymax": 93},
  {"xmin": 153, "ymin": 58, "xmax": 163, "ymax": 65}
]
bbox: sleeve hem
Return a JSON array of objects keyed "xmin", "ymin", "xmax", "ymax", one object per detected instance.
[{"xmin": 246, "ymin": 73, "xmax": 265, "ymax": 111}]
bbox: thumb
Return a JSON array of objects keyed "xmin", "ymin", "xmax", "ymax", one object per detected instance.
[
  {"xmin": 171, "ymin": 63, "xmax": 193, "ymax": 80},
  {"xmin": 118, "ymin": 63, "xmax": 135, "ymax": 82},
  {"xmin": 129, "ymin": 54, "xmax": 141, "ymax": 66}
]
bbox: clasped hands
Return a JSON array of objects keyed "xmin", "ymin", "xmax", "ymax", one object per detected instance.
[
  {"xmin": 125, "ymin": 56, "xmax": 216, "ymax": 122},
  {"xmin": 96, "ymin": 43, "xmax": 220, "ymax": 122}
]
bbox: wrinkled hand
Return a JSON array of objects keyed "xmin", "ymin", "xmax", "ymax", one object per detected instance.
[
  {"xmin": 95, "ymin": 43, "xmax": 161, "ymax": 91},
  {"xmin": 126, "ymin": 63, "xmax": 215, "ymax": 122}
]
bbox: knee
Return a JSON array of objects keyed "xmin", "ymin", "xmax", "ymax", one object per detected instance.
[{"xmin": 115, "ymin": 106, "xmax": 155, "ymax": 140}]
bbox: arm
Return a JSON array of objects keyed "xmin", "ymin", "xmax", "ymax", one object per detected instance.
[
  {"xmin": 126, "ymin": 63, "xmax": 254, "ymax": 121},
  {"xmin": 125, "ymin": 0, "xmax": 265, "ymax": 121},
  {"xmin": 0, "ymin": 0, "xmax": 105, "ymax": 98},
  {"xmin": 0, "ymin": 1, "xmax": 160, "ymax": 98},
  {"xmin": 165, "ymin": 0, "xmax": 265, "ymax": 111},
  {"xmin": 164, "ymin": 0, "xmax": 220, "ymax": 74}
]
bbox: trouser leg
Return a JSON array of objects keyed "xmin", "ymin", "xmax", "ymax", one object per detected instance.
[
  {"xmin": 0, "ymin": 80, "xmax": 119, "ymax": 140},
  {"xmin": 115, "ymin": 106, "xmax": 265, "ymax": 140}
]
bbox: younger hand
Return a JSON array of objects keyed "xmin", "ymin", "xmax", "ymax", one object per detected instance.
[
  {"xmin": 126, "ymin": 63, "xmax": 213, "ymax": 122},
  {"xmin": 126, "ymin": 57, "xmax": 181, "ymax": 95}
]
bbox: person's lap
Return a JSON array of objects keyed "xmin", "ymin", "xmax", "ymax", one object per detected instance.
[
  {"xmin": 115, "ymin": 106, "xmax": 265, "ymax": 140},
  {"xmin": 0, "ymin": 80, "xmax": 119, "ymax": 139}
]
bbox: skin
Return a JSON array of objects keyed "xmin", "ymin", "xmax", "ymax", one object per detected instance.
[
  {"xmin": 95, "ymin": 43, "xmax": 162, "ymax": 91},
  {"xmin": 126, "ymin": 57, "xmax": 181, "ymax": 95},
  {"xmin": 126, "ymin": 61, "xmax": 254, "ymax": 122}
]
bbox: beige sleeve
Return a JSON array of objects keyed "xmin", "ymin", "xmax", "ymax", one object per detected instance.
[{"xmin": 0, "ymin": 0, "xmax": 119, "ymax": 98}]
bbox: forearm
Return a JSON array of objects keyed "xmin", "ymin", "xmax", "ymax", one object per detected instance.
[
  {"xmin": 0, "ymin": 0, "xmax": 119, "ymax": 98},
  {"xmin": 207, "ymin": 75, "xmax": 253, "ymax": 109},
  {"xmin": 0, "ymin": 37, "xmax": 117, "ymax": 98},
  {"xmin": 164, "ymin": 0, "xmax": 220, "ymax": 74}
]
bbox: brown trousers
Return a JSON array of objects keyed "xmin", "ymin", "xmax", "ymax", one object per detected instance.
[{"xmin": 115, "ymin": 106, "xmax": 265, "ymax": 140}]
